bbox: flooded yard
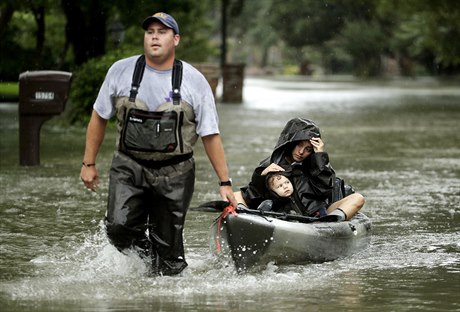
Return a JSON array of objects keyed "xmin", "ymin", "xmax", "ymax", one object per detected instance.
[{"xmin": 1, "ymin": 76, "xmax": 459, "ymax": 311}]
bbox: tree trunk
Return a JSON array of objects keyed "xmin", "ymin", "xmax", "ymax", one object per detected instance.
[
  {"xmin": 0, "ymin": 3, "xmax": 15, "ymax": 48},
  {"xmin": 32, "ymin": 6, "xmax": 45, "ymax": 67},
  {"xmin": 221, "ymin": 0, "xmax": 228, "ymax": 68},
  {"xmin": 61, "ymin": 0, "xmax": 107, "ymax": 65}
]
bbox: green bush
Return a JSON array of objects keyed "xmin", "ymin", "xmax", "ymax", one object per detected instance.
[{"xmin": 66, "ymin": 50, "xmax": 130, "ymax": 125}]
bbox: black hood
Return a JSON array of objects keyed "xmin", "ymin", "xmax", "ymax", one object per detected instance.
[{"xmin": 270, "ymin": 118, "xmax": 321, "ymax": 164}]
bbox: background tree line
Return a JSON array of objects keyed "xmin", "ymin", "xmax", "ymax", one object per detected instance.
[
  {"xmin": 228, "ymin": 0, "xmax": 460, "ymax": 76},
  {"xmin": 1, "ymin": 0, "xmax": 459, "ymax": 123},
  {"xmin": 0, "ymin": 0, "xmax": 218, "ymax": 80}
]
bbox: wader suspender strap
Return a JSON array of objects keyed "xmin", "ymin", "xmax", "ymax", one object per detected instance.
[
  {"xmin": 171, "ymin": 59, "xmax": 182, "ymax": 105},
  {"xmin": 129, "ymin": 56, "xmax": 146, "ymax": 102},
  {"xmin": 128, "ymin": 55, "xmax": 183, "ymax": 104}
]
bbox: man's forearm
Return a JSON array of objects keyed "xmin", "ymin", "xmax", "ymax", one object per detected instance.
[
  {"xmin": 83, "ymin": 110, "xmax": 108, "ymax": 164},
  {"xmin": 201, "ymin": 134, "xmax": 230, "ymax": 181}
]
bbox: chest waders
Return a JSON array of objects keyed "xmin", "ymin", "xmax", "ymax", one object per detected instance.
[
  {"xmin": 116, "ymin": 56, "xmax": 198, "ymax": 162},
  {"xmin": 105, "ymin": 56, "xmax": 196, "ymax": 276}
]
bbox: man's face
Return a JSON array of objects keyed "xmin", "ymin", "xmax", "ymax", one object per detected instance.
[{"xmin": 144, "ymin": 22, "xmax": 179, "ymax": 65}]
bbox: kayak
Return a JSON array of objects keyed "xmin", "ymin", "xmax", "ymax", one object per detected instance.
[{"xmin": 209, "ymin": 207, "xmax": 372, "ymax": 271}]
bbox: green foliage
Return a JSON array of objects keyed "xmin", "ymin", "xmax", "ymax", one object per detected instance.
[
  {"xmin": 2, "ymin": 0, "xmax": 460, "ymax": 92},
  {"xmin": 269, "ymin": 0, "xmax": 345, "ymax": 48},
  {"xmin": 0, "ymin": 11, "xmax": 33, "ymax": 80},
  {"xmin": 171, "ymin": 4, "xmax": 220, "ymax": 63},
  {"xmin": 412, "ymin": 4, "xmax": 460, "ymax": 67},
  {"xmin": 379, "ymin": 0, "xmax": 460, "ymax": 73},
  {"xmin": 66, "ymin": 51, "xmax": 127, "ymax": 125},
  {"xmin": 320, "ymin": 43, "xmax": 354, "ymax": 74},
  {"xmin": 0, "ymin": 3, "xmax": 69, "ymax": 80},
  {"xmin": 340, "ymin": 20, "xmax": 386, "ymax": 77},
  {"xmin": 267, "ymin": 0, "xmax": 388, "ymax": 75},
  {"xmin": 225, "ymin": 0, "xmax": 279, "ymax": 67}
]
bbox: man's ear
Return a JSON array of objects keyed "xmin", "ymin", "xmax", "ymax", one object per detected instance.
[{"xmin": 174, "ymin": 34, "xmax": 180, "ymax": 47}]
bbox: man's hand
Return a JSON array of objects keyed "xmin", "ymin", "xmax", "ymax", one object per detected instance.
[
  {"xmin": 80, "ymin": 166, "xmax": 99, "ymax": 192},
  {"xmin": 219, "ymin": 185, "xmax": 238, "ymax": 208}
]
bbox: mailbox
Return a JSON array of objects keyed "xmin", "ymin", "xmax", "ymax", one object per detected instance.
[{"xmin": 18, "ymin": 70, "xmax": 72, "ymax": 166}]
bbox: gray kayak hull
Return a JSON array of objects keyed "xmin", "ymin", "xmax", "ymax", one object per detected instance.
[{"xmin": 210, "ymin": 212, "xmax": 372, "ymax": 271}]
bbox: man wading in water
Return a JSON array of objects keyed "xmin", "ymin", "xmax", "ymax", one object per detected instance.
[{"xmin": 80, "ymin": 12, "xmax": 237, "ymax": 275}]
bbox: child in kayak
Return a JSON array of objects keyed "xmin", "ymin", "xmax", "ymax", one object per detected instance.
[{"xmin": 265, "ymin": 172, "xmax": 351, "ymax": 221}]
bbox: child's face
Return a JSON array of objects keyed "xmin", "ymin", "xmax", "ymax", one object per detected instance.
[{"xmin": 270, "ymin": 175, "xmax": 294, "ymax": 197}]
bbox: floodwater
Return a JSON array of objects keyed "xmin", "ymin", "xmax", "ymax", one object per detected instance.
[{"xmin": 1, "ymin": 76, "xmax": 459, "ymax": 311}]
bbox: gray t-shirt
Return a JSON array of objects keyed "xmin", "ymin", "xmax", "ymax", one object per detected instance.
[{"xmin": 93, "ymin": 55, "xmax": 219, "ymax": 137}]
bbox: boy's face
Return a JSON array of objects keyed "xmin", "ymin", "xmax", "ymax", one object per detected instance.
[{"xmin": 270, "ymin": 175, "xmax": 294, "ymax": 197}]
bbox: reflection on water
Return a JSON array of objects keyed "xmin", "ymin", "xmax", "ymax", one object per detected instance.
[{"xmin": 1, "ymin": 77, "xmax": 459, "ymax": 311}]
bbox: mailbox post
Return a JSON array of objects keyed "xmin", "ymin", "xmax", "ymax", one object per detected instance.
[
  {"xmin": 222, "ymin": 63, "xmax": 245, "ymax": 103},
  {"xmin": 18, "ymin": 71, "xmax": 72, "ymax": 166}
]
